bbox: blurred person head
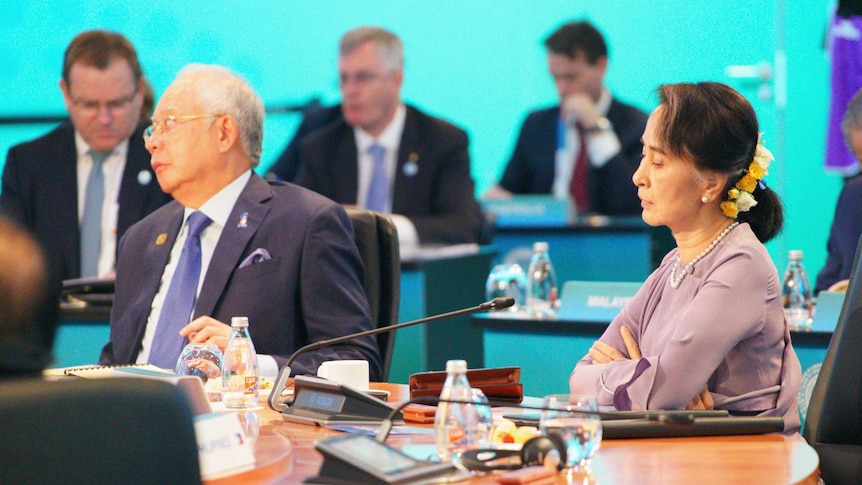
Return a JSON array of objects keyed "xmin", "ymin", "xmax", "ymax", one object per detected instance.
[
  {"xmin": 544, "ymin": 21, "xmax": 608, "ymax": 103},
  {"xmin": 634, "ymin": 82, "xmax": 783, "ymax": 243},
  {"xmin": 143, "ymin": 64, "xmax": 264, "ymax": 209},
  {"xmin": 0, "ymin": 216, "xmax": 59, "ymax": 377},
  {"xmin": 338, "ymin": 26, "xmax": 404, "ymax": 137},
  {"xmin": 841, "ymin": 88, "xmax": 862, "ymax": 166},
  {"xmin": 60, "ymin": 30, "xmax": 145, "ymax": 153}
]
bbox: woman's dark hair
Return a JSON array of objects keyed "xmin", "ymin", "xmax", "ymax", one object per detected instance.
[{"xmin": 656, "ymin": 82, "xmax": 783, "ymax": 243}]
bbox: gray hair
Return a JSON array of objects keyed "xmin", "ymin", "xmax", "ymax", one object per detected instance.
[
  {"xmin": 175, "ymin": 64, "xmax": 264, "ymax": 167},
  {"xmin": 843, "ymin": 89, "xmax": 862, "ymax": 151},
  {"xmin": 340, "ymin": 26, "xmax": 403, "ymax": 72}
]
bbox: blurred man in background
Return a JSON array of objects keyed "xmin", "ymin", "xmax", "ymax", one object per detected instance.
[
  {"xmin": 1, "ymin": 30, "xmax": 170, "ymax": 287},
  {"xmin": 291, "ymin": 26, "xmax": 485, "ymax": 247},
  {"xmin": 486, "ymin": 20, "xmax": 647, "ymax": 217},
  {"xmin": 0, "ymin": 216, "xmax": 58, "ymax": 378}
]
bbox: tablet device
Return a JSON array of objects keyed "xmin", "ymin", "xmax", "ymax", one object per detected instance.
[{"xmin": 314, "ymin": 433, "xmax": 469, "ymax": 484}]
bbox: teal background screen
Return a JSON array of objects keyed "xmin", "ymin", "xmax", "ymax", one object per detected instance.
[{"xmin": 0, "ymin": 0, "xmax": 838, "ymax": 276}]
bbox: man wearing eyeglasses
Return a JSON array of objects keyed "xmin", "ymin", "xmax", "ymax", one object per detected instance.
[
  {"xmin": 98, "ymin": 64, "xmax": 380, "ymax": 379},
  {"xmin": 0, "ymin": 30, "xmax": 171, "ymax": 287},
  {"xmin": 287, "ymin": 26, "xmax": 485, "ymax": 247}
]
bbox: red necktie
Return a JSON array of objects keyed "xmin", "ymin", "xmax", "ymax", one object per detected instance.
[{"xmin": 569, "ymin": 124, "xmax": 590, "ymax": 213}]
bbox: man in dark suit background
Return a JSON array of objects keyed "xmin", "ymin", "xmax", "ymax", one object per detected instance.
[
  {"xmin": 485, "ymin": 21, "xmax": 647, "ymax": 217},
  {"xmin": 267, "ymin": 103, "xmax": 341, "ymax": 184},
  {"xmin": 99, "ymin": 64, "xmax": 380, "ymax": 379},
  {"xmin": 816, "ymin": 87, "xmax": 862, "ymax": 293},
  {"xmin": 292, "ymin": 26, "xmax": 484, "ymax": 246},
  {"xmin": 0, "ymin": 30, "xmax": 171, "ymax": 285}
]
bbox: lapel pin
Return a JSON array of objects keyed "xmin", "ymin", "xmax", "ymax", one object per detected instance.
[
  {"xmin": 404, "ymin": 153, "xmax": 419, "ymax": 177},
  {"xmin": 156, "ymin": 233, "xmax": 167, "ymax": 245},
  {"xmin": 238, "ymin": 212, "xmax": 248, "ymax": 228},
  {"xmin": 138, "ymin": 170, "xmax": 152, "ymax": 185}
]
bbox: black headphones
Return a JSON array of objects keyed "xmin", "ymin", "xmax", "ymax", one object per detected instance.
[{"xmin": 460, "ymin": 433, "xmax": 567, "ymax": 472}]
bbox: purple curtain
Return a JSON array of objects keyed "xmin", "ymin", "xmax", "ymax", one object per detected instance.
[{"xmin": 825, "ymin": 15, "xmax": 862, "ymax": 176}]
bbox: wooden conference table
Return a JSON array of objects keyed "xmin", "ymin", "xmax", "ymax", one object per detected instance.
[{"xmin": 213, "ymin": 383, "xmax": 820, "ymax": 484}]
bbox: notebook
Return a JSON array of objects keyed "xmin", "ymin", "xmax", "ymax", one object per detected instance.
[{"xmin": 43, "ymin": 363, "xmax": 170, "ymax": 379}]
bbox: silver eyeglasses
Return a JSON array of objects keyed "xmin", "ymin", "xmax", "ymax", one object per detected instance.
[
  {"xmin": 70, "ymin": 92, "xmax": 137, "ymax": 115},
  {"xmin": 338, "ymin": 71, "xmax": 382, "ymax": 88},
  {"xmin": 143, "ymin": 114, "xmax": 222, "ymax": 142}
]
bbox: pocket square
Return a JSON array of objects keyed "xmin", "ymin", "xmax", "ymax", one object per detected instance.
[{"xmin": 239, "ymin": 248, "xmax": 271, "ymax": 268}]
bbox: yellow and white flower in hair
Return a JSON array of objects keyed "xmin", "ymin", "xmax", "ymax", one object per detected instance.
[{"xmin": 720, "ymin": 137, "xmax": 772, "ymax": 219}]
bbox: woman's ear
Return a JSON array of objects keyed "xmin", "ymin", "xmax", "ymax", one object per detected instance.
[{"xmin": 702, "ymin": 171, "xmax": 729, "ymax": 203}]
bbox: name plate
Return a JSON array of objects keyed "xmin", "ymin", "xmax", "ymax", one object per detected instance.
[
  {"xmin": 558, "ymin": 281, "xmax": 641, "ymax": 322},
  {"xmin": 195, "ymin": 412, "xmax": 256, "ymax": 478},
  {"xmin": 811, "ymin": 291, "xmax": 845, "ymax": 332},
  {"xmin": 483, "ymin": 195, "xmax": 572, "ymax": 228}
]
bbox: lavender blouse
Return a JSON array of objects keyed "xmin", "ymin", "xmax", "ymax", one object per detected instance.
[{"xmin": 569, "ymin": 223, "xmax": 802, "ymax": 433}]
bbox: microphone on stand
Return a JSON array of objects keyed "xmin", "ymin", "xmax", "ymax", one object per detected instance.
[{"xmin": 267, "ymin": 296, "xmax": 515, "ymax": 412}]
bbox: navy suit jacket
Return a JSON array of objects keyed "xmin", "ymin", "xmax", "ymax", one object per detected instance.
[
  {"xmin": 294, "ymin": 105, "xmax": 484, "ymax": 244},
  {"xmin": 268, "ymin": 105, "xmax": 343, "ymax": 183},
  {"xmin": 0, "ymin": 122, "xmax": 171, "ymax": 284},
  {"xmin": 498, "ymin": 98, "xmax": 648, "ymax": 216},
  {"xmin": 815, "ymin": 175, "xmax": 862, "ymax": 293},
  {"xmin": 99, "ymin": 174, "xmax": 382, "ymax": 379}
]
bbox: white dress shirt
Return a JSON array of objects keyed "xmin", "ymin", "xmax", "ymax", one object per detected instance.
[
  {"xmin": 353, "ymin": 104, "xmax": 420, "ymax": 247},
  {"xmin": 552, "ymin": 88, "xmax": 623, "ymax": 199}
]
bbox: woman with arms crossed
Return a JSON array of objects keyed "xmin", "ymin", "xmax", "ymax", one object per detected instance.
[{"xmin": 569, "ymin": 82, "xmax": 801, "ymax": 433}]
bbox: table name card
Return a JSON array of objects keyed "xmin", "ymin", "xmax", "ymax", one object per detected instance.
[
  {"xmin": 194, "ymin": 412, "xmax": 256, "ymax": 479},
  {"xmin": 483, "ymin": 195, "xmax": 573, "ymax": 228},
  {"xmin": 558, "ymin": 281, "xmax": 641, "ymax": 322},
  {"xmin": 810, "ymin": 291, "xmax": 845, "ymax": 332}
]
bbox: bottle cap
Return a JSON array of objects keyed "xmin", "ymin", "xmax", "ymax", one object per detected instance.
[
  {"xmin": 445, "ymin": 359, "xmax": 467, "ymax": 373},
  {"xmin": 788, "ymin": 250, "xmax": 803, "ymax": 260},
  {"xmin": 231, "ymin": 316, "xmax": 249, "ymax": 327},
  {"xmin": 533, "ymin": 241, "xmax": 549, "ymax": 252}
]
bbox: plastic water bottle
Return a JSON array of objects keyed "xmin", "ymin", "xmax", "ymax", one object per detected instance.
[
  {"xmin": 525, "ymin": 241, "xmax": 558, "ymax": 317},
  {"xmin": 222, "ymin": 316, "xmax": 260, "ymax": 409},
  {"xmin": 434, "ymin": 360, "xmax": 479, "ymax": 463},
  {"xmin": 782, "ymin": 250, "xmax": 813, "ymax": 330}
]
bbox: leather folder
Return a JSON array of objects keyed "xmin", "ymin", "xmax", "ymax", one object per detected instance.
[{"xmin": 409, "ymin": 367, "xmax": 524, "ymax": 403}]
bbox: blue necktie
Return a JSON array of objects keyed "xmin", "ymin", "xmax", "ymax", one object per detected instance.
[
  {"xmin": 80, "ymin": 151, "xmax": 108, "ymax": 278},
  {"xmin": 148, "ymin": 211, "xmax": 212, "ymax": 369},
  {"xmin": 365, "ymin": 143, "xmax": 389, "ymax": 213}
]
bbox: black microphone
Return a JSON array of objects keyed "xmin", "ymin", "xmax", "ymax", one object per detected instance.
[
  {"xmin": 373, "ymin": 395, "xmax": 739, "ymax": 444},
  {"xmin": 268, "ymin": 296, "xmax": 516, "ymax": 411}
]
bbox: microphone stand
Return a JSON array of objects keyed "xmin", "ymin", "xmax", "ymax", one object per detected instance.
[{"xmin": 268, "ymin": 297, "xmax": 515, "ymax": 412}]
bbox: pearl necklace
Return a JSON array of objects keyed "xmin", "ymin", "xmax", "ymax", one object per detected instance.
[{"xmin": 670, "ymin": 221, "xmax": 739, "ymax": 289}]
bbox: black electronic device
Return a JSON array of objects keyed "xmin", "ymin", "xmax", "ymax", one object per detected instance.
[
  {"xmin": 61, "ymin": 276, "xmax": 115, "ymax": 306},
  {"xmin": 601, "ymin": 416, "xmax": 785, "ymax": 439},
  {"xmin": 280, "ymin": 375, "xmax": 404, "ymax": 426},
  {"xmin": 501, "ymin": 410, "xmax": 730, "ymax": 427},
  {"xmin": 501, "ymin": 413, "xmax": 541, "ymax": 427},
  {"xmin": 309, "ymin": 432, "xmax": 470, "ymax": 485}
]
